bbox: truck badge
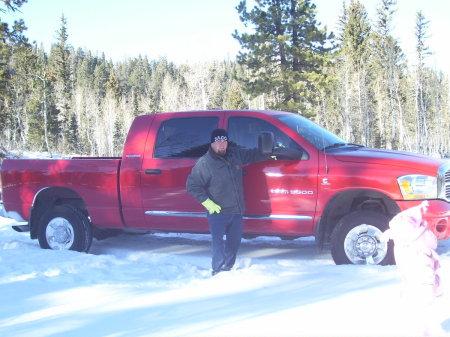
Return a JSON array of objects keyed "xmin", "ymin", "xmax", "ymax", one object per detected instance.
[{"xmin": 321, "ymin": 178, "xmax": 331, "ymax": 186}]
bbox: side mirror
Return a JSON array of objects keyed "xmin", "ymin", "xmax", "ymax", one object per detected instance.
[{"xmin": 258, "ymin": 132, "xmax": 274, "ymax": 155}]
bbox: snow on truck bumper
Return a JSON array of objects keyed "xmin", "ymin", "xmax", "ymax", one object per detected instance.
[
  {"xmin": 0, "ymin": 201, "xmax": 30, "ymax": 232},
  {"xmin": 397, "ymin": 199, "xmax": 450, "ymax": 240},
  {"xmin": 0, "ymin": 201, "xmax": 6, "ymax": 218}
]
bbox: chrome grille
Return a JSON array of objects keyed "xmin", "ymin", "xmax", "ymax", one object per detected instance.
[
  {"xmin": 438, "ymin": 162, "xmax": 450, "ymax": 202},
  {"xmin": 446, "ymin": 168, "xmax": 450, "ymax": 200}
]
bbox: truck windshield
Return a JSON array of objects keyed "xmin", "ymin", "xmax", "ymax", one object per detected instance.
[{"xmin": 274, "ymin": 114, "xmax": 346, "ymax": 151}]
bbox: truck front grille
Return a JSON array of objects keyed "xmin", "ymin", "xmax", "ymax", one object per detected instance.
[
  {"xmin": 445, "ymin": 168, "xmax": 450, "ymax": 201},
  {"xmin": 439, "ymin": 162, "xmax": 450, "ymax": 202}
]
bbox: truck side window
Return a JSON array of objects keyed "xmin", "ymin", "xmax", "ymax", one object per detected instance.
[
  {"xmin": 228, "ymin": 117, "xmax": 304, "ymax": 159},
  {"xmin": 154, "ymin": 117, "xmax": 219, "ymax": 158}
]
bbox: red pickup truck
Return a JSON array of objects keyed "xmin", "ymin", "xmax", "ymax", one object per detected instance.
[{"xmin": 1, "ymin": 110, "xmax": 449, "ymax": 265}]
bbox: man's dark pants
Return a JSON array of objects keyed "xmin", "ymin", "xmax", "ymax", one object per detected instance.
[{"xmin": 207, "ymin": 213, "xmax": 243, "ymax": 274}]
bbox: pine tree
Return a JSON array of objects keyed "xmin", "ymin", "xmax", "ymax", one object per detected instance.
[
  {"xmin": 67, "ymin": 113, "xmax": 78, "ymax": 151},
  {"xmin": 227, "ymin": 80, "xmax": 247, "ymax": 109},
  {"xmin": 0, "ymin": 22, "xmax": 10, "ymax": 109},
  {"xmin": 233, "ymin": 0, "xmax": 332, "ymax": 114},
  {"xmin": 49, "ymin": 14, "xmax": 73, "ymax": 152},
  {"xmin": 0, "ymin": 0, "xmax": 28, "ymax": 140},
  {"xmin": 0, "ymin": 0, "xmax": 27, "ymax": 13},
  {"xmin": 0, "ymin": 16, "xmax": 34, "ymax": 150}
]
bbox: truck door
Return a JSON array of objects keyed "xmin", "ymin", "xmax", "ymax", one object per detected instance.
[
  {"xmin": 227, "ymin": 116, "xmax": 318, "ymax": 236},
  {"xmin": 139, "ymin": 113, "xmax": 220, "ymax": 231}
]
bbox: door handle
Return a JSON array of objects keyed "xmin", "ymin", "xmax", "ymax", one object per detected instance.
[{"xmin": 145, "ymin": 169, "xmax": 162, "ymax": 175}]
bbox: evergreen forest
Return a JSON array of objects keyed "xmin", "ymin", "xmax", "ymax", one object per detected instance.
[{"xmin": 0, "ymin": 0, "xmax": 448, "ymax": 158}]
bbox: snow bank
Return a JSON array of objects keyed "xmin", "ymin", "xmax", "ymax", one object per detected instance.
[{"xmin": 1, "ymin": 216, "xmax": 449, "ymax": 337}]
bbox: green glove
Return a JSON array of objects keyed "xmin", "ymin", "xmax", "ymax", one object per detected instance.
[{"xmin": 201, "ymin": 198, "xmax": 221, "ymax": 214}]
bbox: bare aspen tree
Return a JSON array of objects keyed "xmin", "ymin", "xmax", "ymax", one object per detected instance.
[
  {"xmin": 373, "ymin": 0, "xmax": 398, "ymax": 149},
  {"xmin": 414, "ymin": 11, "xmax": 431, "ymax": 154},
  {"xmin": 336, "ymin": 1, "xmax": 372, "ymax": 145},
  {"xmin": 183, "ymin": 63, "xmax": 210, "ymax": 110},
  {"xmin": 160, "ymin": 74, "xmax": 186, "ymax": 112},
  {"xmin": 84, "ymin": 90, "xmax": 100, "ymax": 156},
  {"xmin": 33, "ymin": 73, "xmax": 51, "ymax": 154}
]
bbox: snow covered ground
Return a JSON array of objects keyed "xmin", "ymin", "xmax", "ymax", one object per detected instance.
[{"xmin": 1, "ymin": 215, "xmax": 449, "ymax": 337}]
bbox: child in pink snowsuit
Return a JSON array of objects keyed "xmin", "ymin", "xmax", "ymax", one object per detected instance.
[{"xmin": 384, "ymin": 201, "xmax": 443, "ymax": 336}]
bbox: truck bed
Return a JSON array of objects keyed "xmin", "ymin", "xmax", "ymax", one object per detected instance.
[{"xmin": 1, "ymin": 158, "xmax": 123, "ymax": 228}]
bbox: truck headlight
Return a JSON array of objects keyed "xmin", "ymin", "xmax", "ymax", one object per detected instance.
[{"xmin": 397, "ymin": 175, "xmax": 437, "ymax": 200}]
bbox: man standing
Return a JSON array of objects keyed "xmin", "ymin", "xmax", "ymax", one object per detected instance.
[{"xmin": 186, "ymin": 128, "xmax": 267, "ymax": 276}]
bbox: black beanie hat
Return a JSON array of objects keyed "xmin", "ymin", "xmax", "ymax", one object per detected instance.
[{"xmin": 210, "ymin": 128, "xmax": 228, "ymax": 143}]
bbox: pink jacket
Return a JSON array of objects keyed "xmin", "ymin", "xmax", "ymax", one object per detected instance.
[{"xmin": 384, "ymin": 201, "xmax": 442, "ymax": 297}]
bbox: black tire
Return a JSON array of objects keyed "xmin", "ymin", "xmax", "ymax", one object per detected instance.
[
  {"xmin": 37, "ymin": 204, "xmax": 93, "ymax": 252},
  {"xmin": 331, "ymin": 210, "xmax": 394, "ymax": 265}
]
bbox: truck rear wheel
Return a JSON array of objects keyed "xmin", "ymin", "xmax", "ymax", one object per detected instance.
[
  {"xmin": 331, "ymin": 210, "xmax": 394, "ymax": 265},
  {"xmin": 38, "ymin": 204, "xmax": 93, "ymax": 252}
]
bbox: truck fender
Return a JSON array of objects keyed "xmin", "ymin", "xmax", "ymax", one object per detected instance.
[
  {"xmin": 30, "ymin": 186, "xmax": 88, "ymax": 239},
  {"xmin": 317, "ymin": 189, "xmax": 400, "ymax": 245}
]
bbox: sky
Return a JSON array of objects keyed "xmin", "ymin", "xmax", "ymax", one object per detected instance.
[
  {"xmin": 3, "ymin": 0, "xmax": 450, "ymax": 75},
  {"xmin": 1, "ymin": 214, "xmax": 450, "ymax": 336}
]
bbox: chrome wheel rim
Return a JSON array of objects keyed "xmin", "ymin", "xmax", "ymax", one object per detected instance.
[
  {"xmin": 46, "ymin": 217, "xmax": 75, "ymax": 250},
  {"xmin": 343, "ymin": 224, "xmax": 387, "ymax": 264}
]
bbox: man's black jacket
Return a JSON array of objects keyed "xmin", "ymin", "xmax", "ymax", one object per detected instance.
[{"xmin": 186, "ymin": 145, "xmax": 266, "ymax": 214}]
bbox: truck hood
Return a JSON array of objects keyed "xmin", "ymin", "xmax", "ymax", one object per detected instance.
[{"xmin": 331, "ymin": 147, "xmax": 445, "ymax": 173}]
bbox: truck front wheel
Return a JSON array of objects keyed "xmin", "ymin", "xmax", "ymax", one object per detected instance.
[
  {"xmin": 38, "ymin": 204, "xmax": 93, "ymax": 252},
  {"xmin": 331, "ymin": 211, "xmax": 394, "ymax": 265}
]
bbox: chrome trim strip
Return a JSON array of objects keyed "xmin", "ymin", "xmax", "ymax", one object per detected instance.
[
  {"xmin": 126, "ymin": 154, "xmax": 141, "ymax": 158},
  {"xmin": 145, "ymin": 211, "xmax": 206, "ymax": 218},
  {"xmin": 244, "ymin": 214, "xmax": 312, "ymax": 221},
  {"xmin": 145, "ymin": 210, "xmax": 312, "ymax": 221},
  {"xmin": 32, "ymin": 187, "xmax": 50, "ymax": 209}
]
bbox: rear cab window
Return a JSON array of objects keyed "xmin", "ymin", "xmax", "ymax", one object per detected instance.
[{"xmin": 154, "ymin": 117, "xmax": 219, "ymax": 158}]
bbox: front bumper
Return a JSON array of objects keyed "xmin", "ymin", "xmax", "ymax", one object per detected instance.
[{"xmin": 397, "ymin": 199, "xmax": 450, "ymax": 240}]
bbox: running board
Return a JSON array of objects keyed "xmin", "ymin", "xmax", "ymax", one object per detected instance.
[{"xmin": 12, "ymin": 224, "xmax": 30, "ymax": 232}]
